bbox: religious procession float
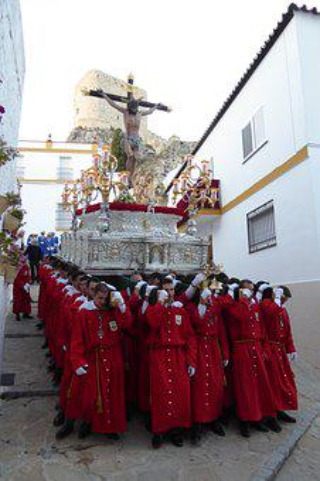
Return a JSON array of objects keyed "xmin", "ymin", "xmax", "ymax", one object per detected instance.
[{"xmin": 60, "ymin": 75, "xmax": 221, "ymax": 276}]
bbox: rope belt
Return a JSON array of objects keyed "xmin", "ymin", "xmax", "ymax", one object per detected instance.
[
  {"xmin": 269, "ymin": 340, "xmax": 283, "ymax": 346},
  {"xmin": 233, "ymin": 339, "xmax": 258, "ymax": 344}
]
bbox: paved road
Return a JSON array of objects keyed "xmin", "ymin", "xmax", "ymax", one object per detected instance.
[{"xmin": 1, "ymin": 289, "xmax": 319, "ymax": 481}]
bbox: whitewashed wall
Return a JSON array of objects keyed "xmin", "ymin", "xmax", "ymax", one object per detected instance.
[
  {"xmin": 0, "ymin": 0, "xmax": 25, "ymax": 373},
  {"xmin": 19, "ymin": 146, "xmax": 93, "ymax": 235},
  {"xmin": 196, "ymin": 13, "xmax": 320, "ymax": 284}
]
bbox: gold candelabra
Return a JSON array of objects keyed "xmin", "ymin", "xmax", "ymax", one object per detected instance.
[
  {"xmin": 61, "ymin": 140, "xmax": 130, "ymax": 231},
  {"xmin": 172, "ymin": 157, "xmax": 219, "ymax": 213}
]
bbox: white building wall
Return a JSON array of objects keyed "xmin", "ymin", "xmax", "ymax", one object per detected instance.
[
  {"xmin": 198, "ymin": 16, "xmax": 307, "ymax": 207},
  {"xmin": 211, "ymin": 157, "xmax": 320, "ymax": 284},
  {"xmin": 19, "ymin": 145, "xmax": 93, "ymax": 236},
  {"xmin": 196, "ymin": 14, "xmax": 320, "ymax": 285},
  {"xmin": 0, "ymin": 0, "xmax": 25, "ymax": 373}
]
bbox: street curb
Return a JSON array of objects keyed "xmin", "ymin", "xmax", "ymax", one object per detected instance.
[
  {"xmin": 250, "ymin": 403, "xmax": 320, "ymax": 481},
  {"xmin": 5, "ymin": 333, "xmax": 44, "ymax": 338},
  {"xmin": 0, "ymin": 388, "xmax": 59, "ymax": 400}
]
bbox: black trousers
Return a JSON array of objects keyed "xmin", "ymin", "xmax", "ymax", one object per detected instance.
[{"xmin": 30, "ymin": 261, "xmax": 39, "ymax": 282}]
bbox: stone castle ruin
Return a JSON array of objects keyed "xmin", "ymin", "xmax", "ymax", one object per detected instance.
[{"xmin": 68, "ymin": 70, "xmax": 196, "ymax": 183}]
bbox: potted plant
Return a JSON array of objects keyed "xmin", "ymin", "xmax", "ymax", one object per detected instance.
[
  {"xmin": 0, "ymin": 139, "xmax": 17, "ymax": 167},
  {"xmin": 3, "ymin": 208, "xmax": 25, "ymax": 232},
  {"xmin": 0, "ymin": 191, "xmax": 21, "ymax": 214},
  {"xmin": 4, "ymin": 247, "xmax": 20, "ymax": 283}
]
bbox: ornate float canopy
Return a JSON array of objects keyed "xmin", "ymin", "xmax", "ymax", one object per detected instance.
[
  {"xmin": 60, "ymin": 135, "xmax": 220, "ymax": 275},
  {"xmin": 60, "ymin": 202, "xmax": 209, "ymax": 275}
]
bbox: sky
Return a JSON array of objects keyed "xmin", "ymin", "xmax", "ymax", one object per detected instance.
[{"xmin": 19, "ymin": 0, "xmax": 320, "ymax": 144}]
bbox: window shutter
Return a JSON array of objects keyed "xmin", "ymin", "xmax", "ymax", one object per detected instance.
[
  {"xmin": 242, "ymin": 122, "xmax": 253, "ymax": 159},
  {"xmin": 253, "ymin": 107, "xmax": 265, "ymax": 148}
]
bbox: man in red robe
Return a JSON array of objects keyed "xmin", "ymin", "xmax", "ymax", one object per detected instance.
[
  {"xmin": 68, "ymin": 283, "xmax": 132, "ymax": 439},
  {"xmin": 146, "ymin": 279, "xmax": 197, "ymax": 448},
  {"xmin": 223, "ymin": 286, "xmax": 279, "ymax": 437},
  {"xmin": 260, "ymin": 286, "xmax": 298, "ymax": 423},
  {"xmin": 12, "ymin": 257, "xmax": 32, "ymax": 321},
  {"xmin": 186, "ymin": 288, "xmax": 229, "ymax": 443}
]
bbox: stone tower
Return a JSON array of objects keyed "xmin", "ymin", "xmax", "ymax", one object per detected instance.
[{"xmin": 73, "ymin": 70, "xmax": 149, "ymax": 140}]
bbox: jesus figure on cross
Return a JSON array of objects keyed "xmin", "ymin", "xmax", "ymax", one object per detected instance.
[{"xmin": 85, "ymin": 76, "xmax": 170, "ymax": 185}]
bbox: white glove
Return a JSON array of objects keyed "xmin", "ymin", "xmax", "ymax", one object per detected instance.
[
  {"xmin": 24, "ymin": 283, "xmax": 30, "ymax": 293},
  {"xmin": 141, "ymin": 300, "xmax": 149, "ymax": 315},
  {"xmin": 256, "ymin": 292, "xmax": 263, "ymax": 303},
  {"xmin": 201, "ymin": 288, "xmax": 212, "ymax": 300},
  {"xmin": 62, "ymin": 345, "xmax": 67, "ymax": 352},
  {"xmin": 171, "ymin": 301, "xmax": 183, "ymax": 308},
  {"xmin": 241, "ymin": 288, "xmax": 252, "ymax": 299},
  {"xmin": 287, "ymin": 352, "xmax": 298, "ymax": 363},
  {"xmin": 76, "ymin": 366, "xmax": 88, "ymax": 376},
  {"xmin": 223, "ymin": 359, "xmax": 229, "ymax": 367},
  {"xmin": 188, "ymin": 365, "xmax": 196, "ymax": 377},
  {"xmin": 192, "ymin": 273, "xmax": 206, "ymax": 287},
  {"xmin": 228, "ymin": 283, "xmax": 239, "ymax": 299},
  {"xmin": 112, "ymin": 291, "xmax": 125, "ymax": 305},
  {"xmin": 146, "ymin": 285, "xmax": 157, "ymax": 297},
  {"xmin": 158, "ymin": 290, "xmax": 169, "ymax": 303},
  {"xmin": 274, "ymin": 287, "xmax": 284, "ymax": 299},
  {"xmin": 135, "ymin": 280, "xmax": 147, "ymax": 292},
  {"xmin": 274, "ymin": 298, "xmax": 282, "ymax": 307}
]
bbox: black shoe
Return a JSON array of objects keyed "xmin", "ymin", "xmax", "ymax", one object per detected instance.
[
  {"xmin": 219, "ymin": 414, "xmax": 230, "ymax": 427},
  {"xmin": 152, "ymin": 435, "xmax": 163, "ymax": 449},
  {"xmin": 255, "ymin": 421, "xmax": 269, "ymax": 433},
  {"xmin": 265, "ymin": 417, "xmax": 282, "ymax": 433},
  {"xmin": 211, "ymin": 421, "xmax": 225, "ymax": 436},
  {"xmin": 15, "ymin": 314, "xmax": 21, "ymax": 321},
  {"xmin": 78, "ymin": 422, "xmax": 91, "ymax": 439},
  {"xmin": 277, "ymin": 411, "xmax": 296, "ymax": 423},
  {"xmin": 144, "ymin": 413, "xmax": 152, "ymax": 432},
  {"xmin": 190, "ymin": 423, "xmax": 202, "ymax": 445},
  {"xmin": 106, "ymin": 433, "xmax": 120, "ymax": 440},
  {"xmin": 55, "ymin": 420, "xmax": 74, "ymax": 440},
  {"xmin": 41, "ymin": 340, "xmax": 48, "ymax": 349},
  {"xmin": 239, "ymin": 421, "xmax": 250, "ymax": 438},
  {"xmin": 53, "ymin": 410, "xmax": 65, "ymax": 427},
  {"xmin": 36, "ymin": 321, "xmax": 44, "ymax": 330},
  {"xmin": 22, "ymin": 313, "xmax": 33, "ymax": 319},
  {"xmin": 170, "ymin": 433, "xmax": 184, "ymax": 447}
]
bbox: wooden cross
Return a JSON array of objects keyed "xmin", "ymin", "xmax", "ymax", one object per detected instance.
[{"xmin": 84, "ymin": 74, "xmax": 170, "ymax": 112}]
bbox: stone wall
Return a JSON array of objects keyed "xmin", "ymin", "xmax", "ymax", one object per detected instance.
[
  {"xmin": 73, "ymin": 70, "xmax": 149, "ymax": 140},
  {"xmin": 0, "ymin": 0, "xmax": 25, "ymax": 373}
]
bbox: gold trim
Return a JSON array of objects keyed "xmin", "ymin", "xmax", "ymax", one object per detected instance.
[
  {"xmin": 178, "ymin": 146, "xmax": 308, "ymax": 228},
  {"xmin": 18, "ymin": 147, "xmax": 92, "ymax": 154},
  {"xmin": 18, "ymin": 178, "xmax": 73, "ymax": 184},
  {"xmin": 221, "ymin": 146, "xmax": 309, "ymax": 214},
  {"xmin": 194, "ymin": 208, "xmax": 222, "ymax": 217}
]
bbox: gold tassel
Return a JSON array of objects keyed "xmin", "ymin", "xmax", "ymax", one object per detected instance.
[
  {"xmin": 95, "ymin": 350, "xmax": 103, "ymax": 414},
  {"xmin": 66, "ymin": 374, "xmax": 74, "ymax": 399}
]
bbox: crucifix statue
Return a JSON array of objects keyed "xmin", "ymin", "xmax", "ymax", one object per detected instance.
[{"xmin": 84, "ymin": 74, "xmax": 171, "ymax": 184}]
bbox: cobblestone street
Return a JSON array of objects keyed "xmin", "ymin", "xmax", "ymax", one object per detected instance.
[{"xmin": 1, "ymin": 289, "xmax": 320, "ymax": 481}]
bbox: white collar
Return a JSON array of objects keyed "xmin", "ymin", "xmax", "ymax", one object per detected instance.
[{"xmin": 79, "ymin": 300, "xmax": 97, "ymax": 311}]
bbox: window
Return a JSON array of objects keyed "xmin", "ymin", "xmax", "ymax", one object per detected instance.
[
  {"xmin": 242, "ymin": 107, "xmax": 266, "ymax": 160},
  {"xmin": 247, "ymin": 201, "xmax": 276, "ymax": 253}
]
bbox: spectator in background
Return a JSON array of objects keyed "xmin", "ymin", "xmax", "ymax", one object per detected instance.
[
  {"xmin": 13, "ymin": 256, "xmax": 32, "ymax": 321},
  {"xmin": 47, "ymin": 232, "xmax": 59, "ymax": 255},
  {"xmin": 25, "ymin": 238, "xmax": 43, "ymax": 283},
  {"xmin": 53, "ymin": 232, "xmax": 60, "ymax": 253},
  {"xmin": 38, "ymin": 231, "xmax": 48, "ymax": 256}
]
